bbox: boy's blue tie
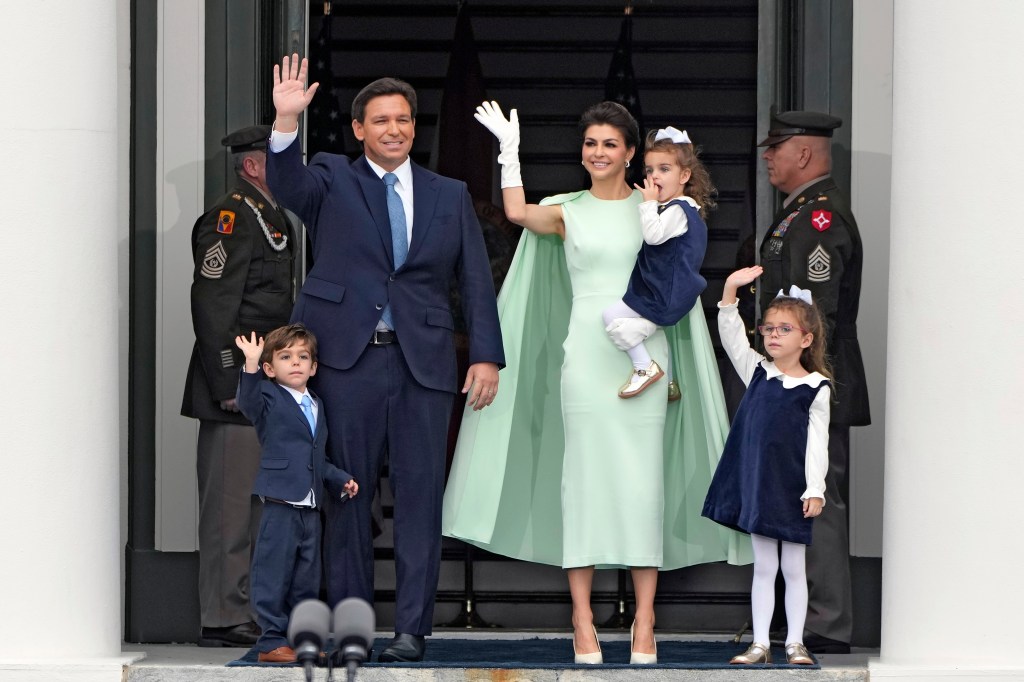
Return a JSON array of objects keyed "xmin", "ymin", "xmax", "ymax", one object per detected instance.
[
  {"xmin": 300, "ymin": 395, "xmax": 316, "ymax": 434},
  {"xmin": 381, "ymin": 172, "xmax": 408, "ymax": 329}
]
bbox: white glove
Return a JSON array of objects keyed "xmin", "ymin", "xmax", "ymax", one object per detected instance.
[
  {"xmin": 474, "ymin": 100, "xmax": 522, "ymax": 188},
  {"xmin": 605, "ymin": 317, "xmax": 658, "ymax": 351}
]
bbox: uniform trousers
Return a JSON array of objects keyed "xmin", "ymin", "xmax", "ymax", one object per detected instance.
[
  {"xmin": 196, "ymin": 420, "xmax": 262, "ymax": 627},
  {"xmin": 805, "ymin": 424, "xmax": 853, "ymax": 643},
  {"xmin": 315, "ymin": 343, "xmax": 454, "ymax": 635}
]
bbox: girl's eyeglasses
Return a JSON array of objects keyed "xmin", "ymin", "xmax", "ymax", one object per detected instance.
[{"xmin": 757, "ymin": 324, "xmax": 809, "ymax": 337}]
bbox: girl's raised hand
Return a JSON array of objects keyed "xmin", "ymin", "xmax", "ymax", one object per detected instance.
[
  {"xmin": 725, "ymin": 265, "xmax": 764, "ymax": 289},
  {"xmin": 633, "ymin": 176, "xmax": 659, "ymax": 202}
]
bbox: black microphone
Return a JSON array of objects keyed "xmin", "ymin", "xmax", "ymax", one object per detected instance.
[
  {"xmin": 287, "ymin": 599, "xmax": 331, "ymax": 682},
  {"xmin": 332, "ymin": 597, "xmax": 376, "ymax": 681}
]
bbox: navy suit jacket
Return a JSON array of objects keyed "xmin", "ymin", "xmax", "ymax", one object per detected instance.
[
  {"xmin": 266, "ymin": 142, "xmax": 504, "ymax": 392},
  {"xmin": 236, "ymin": 369, "xmax": 350, "ymax": 502}
]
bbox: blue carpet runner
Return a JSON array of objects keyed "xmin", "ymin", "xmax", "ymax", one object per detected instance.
[{"xmin": 228, "ymin": 637, "xmax": 818, "ymax": 669}]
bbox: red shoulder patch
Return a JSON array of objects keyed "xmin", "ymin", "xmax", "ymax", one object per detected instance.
[
  {"xmin": 811, "ymin": 210, "xmax": 832, "ymax": 232},
  {"xmin": 216, "ymin": 210, "xmax": 235, "ymax": 234}
]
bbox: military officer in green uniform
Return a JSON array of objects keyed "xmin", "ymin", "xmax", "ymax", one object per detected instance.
[
  {"xmin": 181, "ymin": 124, "xmax": 297, "ymax": 647},
  {"xmin": 756, "ymin": 111, "xmax": 870, "ymax": 654}
]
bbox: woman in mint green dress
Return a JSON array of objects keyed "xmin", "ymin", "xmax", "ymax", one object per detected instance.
[{"xmin": 442, "ymin": 101, "xmax": 748, "ymax": 664}]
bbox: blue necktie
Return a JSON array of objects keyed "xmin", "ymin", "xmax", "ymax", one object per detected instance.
[
  {"xmin": 381, "ymin": 172, "xmax": 408, "ymax": 329},
  {"xmin": 300, "ymin": 395, "xmax": 316, "ymax": 434}
]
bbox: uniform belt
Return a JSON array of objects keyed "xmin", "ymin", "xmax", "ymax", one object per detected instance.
[
  {"xmin": 369, "ymin": 330, "xmax": 398, "ymax": 346},
  {"xmin": 264, "ymin": 497, "xmax": 317, "ymax": 510}
]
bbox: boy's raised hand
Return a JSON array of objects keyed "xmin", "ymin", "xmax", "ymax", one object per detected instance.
[{"xmin": 235, "ymin": 332, "xmax": 264, "ymax": 373}]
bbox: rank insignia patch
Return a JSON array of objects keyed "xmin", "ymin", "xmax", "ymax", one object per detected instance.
[
  {"xmin": 220, "ymin": 349, "xmax": 235, "ymax": 369},
  {"xmin": 807, "ymin": 244, "xmax": 831, "ymax": 283},
  {"xmin": 201, "ymin": 240, "xmax": 228, "ymax": 279},
  {"xmin": 811, "ymin": 210, "xmax": 832, "ymax": 232},
  {"xmin": 216, "ymin": 210, "xmax": 235, "ymax": 234}
]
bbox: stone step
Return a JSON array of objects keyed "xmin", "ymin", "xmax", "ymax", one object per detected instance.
[{"xmin": 125, "ymin": 635, "xmax": 873, "ymax": 682}]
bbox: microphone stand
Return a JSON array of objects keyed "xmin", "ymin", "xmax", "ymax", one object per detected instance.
[{"xmin": 341, "ymin": 643, "xmax": 368, "ymax": 682}]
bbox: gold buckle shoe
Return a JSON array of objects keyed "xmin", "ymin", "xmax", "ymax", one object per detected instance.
[
  {"xmin": 730, "ymin": 642, "xmax": 772, "ymax": 664},
  {"xmin": 667, "ymin": 379, "xmax": 681, "ymax": 402},
  {"xmin": 618, "ymin": 361, "xmax": 665, "ymax": 399},
  {"xmin": 785, "ymin": 642, "xmax": 814, "ymax": 665}
]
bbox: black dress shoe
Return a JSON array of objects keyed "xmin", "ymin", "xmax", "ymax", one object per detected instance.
[
  {"xmin": 377, "ymin": 633, "xmax": 425, "ymax": 662},
  {"xmin": 803, "ymin": 633, "xmax": 851, "ymax": 654},
  {"xmin": 197, "ymin": 621, "xmax": 261, "ymax": 647}
]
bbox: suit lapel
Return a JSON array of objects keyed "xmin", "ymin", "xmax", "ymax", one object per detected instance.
[
  {"xmin": 274, "ymin": 383, "xmax": 316, "ymax": 436},
  {"xmin": 354, "ymin": 156, "xmax": 395, "ymax": 263},
  {"xmin": 407, "ymin": 163, "xmax": 439, "ymax": 264}
]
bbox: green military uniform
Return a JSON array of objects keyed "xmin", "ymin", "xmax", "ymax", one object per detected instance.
[
  {"xmin": 180, "ymin": 125, "xmax": 296, "ymax": 644},
  {"xmin": 756, "ymin": 111, "xmax": 870, "ymax": 651}
]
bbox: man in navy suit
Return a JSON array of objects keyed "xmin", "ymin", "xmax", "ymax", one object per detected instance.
[
  {"xmin": 235, "ymin": 324, "xmax": 359, "ymax": 663},
  {"xmin": 266, "ymin": 55, "xmax": 504, "ymax": 662}
]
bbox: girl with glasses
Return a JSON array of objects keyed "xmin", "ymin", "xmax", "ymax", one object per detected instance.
[{"xmin": 703, "ymin": 266, "xmax": 831, "ymax": 666}]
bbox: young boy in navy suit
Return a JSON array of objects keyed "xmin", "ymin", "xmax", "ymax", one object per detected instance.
[{"xmin": 235, "ymin": 324, "xmax": 359, "ymax": 663}]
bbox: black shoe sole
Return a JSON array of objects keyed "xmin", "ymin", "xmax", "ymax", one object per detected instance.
[{"xmin": 197, "ymin": 637, "xmax": 257, "ymax": 648}]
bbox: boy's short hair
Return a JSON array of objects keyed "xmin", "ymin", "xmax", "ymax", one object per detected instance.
[{"xmin": 260, "ymin": 323, "xmax": 318, "ymax": 368}]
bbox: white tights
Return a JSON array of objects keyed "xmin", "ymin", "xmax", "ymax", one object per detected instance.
[
  {"xmin": 750, "ymin": 533, "xmax": 807, "ymax": 646},
  {"xmin": 601, "ymin": 300, "xmax": 651, "ymax": 369}
]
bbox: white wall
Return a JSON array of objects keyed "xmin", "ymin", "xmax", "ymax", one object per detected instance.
[
  {"xmin": 155, "ymin": 0, "xmax": 205, "ymax": 551},
  {"xmin": 849, "ymin": 0, "xmax": 893, "ymax": 558}
]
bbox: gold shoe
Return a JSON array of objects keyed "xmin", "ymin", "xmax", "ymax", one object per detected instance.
[
  {"xmin": 618, "ymin": 361, "xmax": 665, "ymax": 399},
  {"xmin": 667, "ymin": 379, "xmax": 681, "ymax": 402},
  {"xmin": 730, "ymin": 642, "xmax": 772, "ymax": 664},
  {"xmin": 629, "ymin": 620, "xmax": 657, "ymax": 664},
  {"xmin": 573, "ymin": 625, "xmax": 603, "ymax": 664},
  {"xmin": 785, "ymin": 642, "xmax": 814, "ymax": 665}
]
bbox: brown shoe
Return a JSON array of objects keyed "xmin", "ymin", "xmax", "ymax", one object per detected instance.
[{"xmin": 258, "ymin": 646, "xmax": 297, "ymax": 663}]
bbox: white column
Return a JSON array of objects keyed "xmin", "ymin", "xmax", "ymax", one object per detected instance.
[
  {"xmin": 871, "ymin": 1, "xmax": 1024, "ymax": 680},
  {"xmin": 0, "ymin": 0, "xmax": 139, "ymax": 680}
]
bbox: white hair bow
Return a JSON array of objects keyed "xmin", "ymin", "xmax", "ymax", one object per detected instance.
[
  {"xmin": 776, "ymin": 285, "xmax": 813, "ymax": 305},
  {"xmin": 654, "ymin": 126, "xmax": 691, "ymax": 144}
]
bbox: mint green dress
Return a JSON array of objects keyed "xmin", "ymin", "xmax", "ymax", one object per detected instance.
[{"xmin": 442, "ymin": 191, "xmax": 750, "ymax": 570}]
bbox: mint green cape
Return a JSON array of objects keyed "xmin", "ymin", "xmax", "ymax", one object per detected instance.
[{"xmin": 443, "ymin": 193, "xmax": 751, "ymax": 569}]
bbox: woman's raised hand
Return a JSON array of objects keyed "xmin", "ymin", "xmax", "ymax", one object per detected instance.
[
  {"xmin": 474, "ymin": 101, "xmax": 523, "ymax": 189},
  {"xmin": 474, "ymin": 101, "xmax": 519, "ymax": 150}
]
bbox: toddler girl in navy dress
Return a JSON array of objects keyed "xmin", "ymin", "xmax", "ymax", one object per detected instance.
[
  {"xmin": 602, "ymin": 126, "xmax": 714, "ymax": 399},
  {"xmin": 702, "ymin": 266, "xmax": 831, "ymax": 666}
]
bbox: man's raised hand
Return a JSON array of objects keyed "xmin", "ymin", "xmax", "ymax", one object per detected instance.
[{"xmin": 273, "ymin": 53, "xmax": 319, "ymax": 131}]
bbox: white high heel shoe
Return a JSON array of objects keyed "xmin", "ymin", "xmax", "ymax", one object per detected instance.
[
  {"xmin": 573, "ymin": 625, "xmax": 603, "ymax": 664},
  {"xmin": 629, "ymin": 621, "xmax": 658, "ymax": 664}
]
